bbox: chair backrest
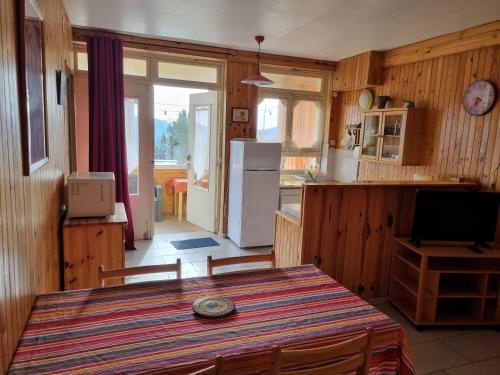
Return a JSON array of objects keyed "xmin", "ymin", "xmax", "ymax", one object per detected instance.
[
  {"xmin": 189, "ymin": 356, "xmax": 224, "ymax": 375},
  {"xmin": 269, "ymin": 327, "xmax": 374, "ymax": 375},
  {"xmin": 207, "ymin": 250, "xmax": 276, "ymax": 276},
  {"xmin": 98, "ymin": 259, "xmax": 181, "ymax": 287}
]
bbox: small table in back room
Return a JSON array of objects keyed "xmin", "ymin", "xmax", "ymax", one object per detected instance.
[{"xmin": 165, "ymin": 177, "xmax": 187, "ymax": 222}]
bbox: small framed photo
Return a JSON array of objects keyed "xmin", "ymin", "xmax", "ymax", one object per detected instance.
[{"xmin": 232, "ymin": 108, "xmax": 249, "ymax": 123}]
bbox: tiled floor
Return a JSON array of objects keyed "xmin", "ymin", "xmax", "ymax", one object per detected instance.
[
  {"xmin": 126, "ymin": 216, "xmax": 500, "ymax": 375},
  {"xmin": 371, "ymin": 298, "xmax": 500, "ymax": 375},
  {"xmin": 125, "ymin": 215, "xmax": 272, "ymax": 282}
]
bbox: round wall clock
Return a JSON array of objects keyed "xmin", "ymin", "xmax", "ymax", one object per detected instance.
[
  {"xmin": 359, "ymin": 89, "xmax": 374, "ymax": 110},
  {"xmin": 462, "ymin": 80, "xmax": 495, "ymax": 116}
]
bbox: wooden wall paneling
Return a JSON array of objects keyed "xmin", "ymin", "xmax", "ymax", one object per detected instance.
[
  {"xmin": 332, "ymin": 45, "xmax": 500, "ymax": 191},
  {"xmin": 332, "ymin": 51, "xmax": 382, "ymax": 92},
  {"xmin": 0, "ymin": 0, "xmax": 73, "ymax": 372},
  {"xmin": 383, "ymin": 21, "xmax": 500, "ymax": 68}
]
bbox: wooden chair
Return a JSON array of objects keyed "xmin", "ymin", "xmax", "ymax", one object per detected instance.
[
  {"xmin": 269, "ymin": 327, "xmax": 374, "ymax": 375},
  {"xmin": 207, "ymin": 250, "xmax": 276, "ymax": 276},
  {"xmin": 189, "ymin": 356, "xmax": 224, "ymax": 375},
  {"xmin": 98, "ymin": 259, "xmax": 181, "ymax": 287}
]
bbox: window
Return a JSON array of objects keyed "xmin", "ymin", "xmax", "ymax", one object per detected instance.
[
  {"xmin": 75, "ymin": 51, "xmax": 148, "ymax": 77},
  {"xmin": 264, "ymin": 72, "xmax": 323, "ymax": 92},
  {"xmin": 157, "ymin": 61, "xmax": 217, "ymax": 83},
  {"xmin": 257, "ymin": 67, "xmax": 329, "ymax": 171},
  {"xmin": 124, "ymin": 57, "xmax": 147, "ymax": 77},
  {"xmin": 76, "ymin": 51, "xmax": 88, "ymax": 71},
  {"xmin": 124, "ymin": 97, "xmax": 139, "ymax": 194}
]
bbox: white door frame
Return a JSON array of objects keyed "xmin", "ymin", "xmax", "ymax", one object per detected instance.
[
  {"xmin": 186, "ymin": 91, "xmax": 218, "ymax": 232},
  {"xmin": 124, "ymin": 82, "xmax": 155, "ymax": 240}
]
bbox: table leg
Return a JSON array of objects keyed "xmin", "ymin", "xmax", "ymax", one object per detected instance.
[
  {"xmin": 173, "ymin": 193, "xmax": 178, "ymax": 217},
  {"xmin": 178, "ymin": 192, "xmax": 183, "ymax": 222}
]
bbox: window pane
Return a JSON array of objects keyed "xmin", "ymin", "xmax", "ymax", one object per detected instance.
[
  {"xmin": 291, "ymin": 100, "xmax": 322, "ymax": 149},
  {"xmin": 361, "ymin": 114, "xmax": 380, "ymax": 157},
  {"xmin": 125, "ymin": 98, "xmax": 139, "ymax": 194},
  {"xmin": 281, "ymin": 156, "xmax": 319, "ymax": 171},
  {"xmin": 154, "ymin": 85, "xmax": 206, "ymax": 166},
  {"xmin": 262, "ymin": 72, "xmax": 322, "ymax": 92},
  {"xmin": 77, "ymin": 52, "xmax": 88, "ymax": 71},
  {"xmin": 192, "ymin": 105, "xmax": 211, "ymax": 190},
  {"xmin": 257, "ymin": 98, "xmax": 286, "ymax": 143},
  {"xmin": 158, "ymin": 61, "xmax": 217, "ymax": 83},
  {"xmin": 124, "ymin": 57, "xmax": 147, "ymax": 77}
]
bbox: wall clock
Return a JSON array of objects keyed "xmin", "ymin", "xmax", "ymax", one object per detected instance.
[{"xmin": 462, "ymin": 80, "xmax": 495, "ymax": 116}]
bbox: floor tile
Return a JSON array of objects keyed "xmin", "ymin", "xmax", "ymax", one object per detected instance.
[
  {"xmin": 180, "ymin": 262, "xmax": 197, "ymax": 274},
  {"xmin": 125, "ymin": 254, "xmax": 166, "ymax": 267},
  {"xmin": 375, "ymin": 303, "xmax": 464, "ymax": 344},
  {"xmin": 442, "ymin": 330, "xmax": 500, "ymax": 361},
  {"xmin": 444, "ymin": 357, "xmax": 500, "ymax": 375},
  {"xmin": 191, "ymin": 261, "xmax": 208, "ymax": 274},
  {"xmin": 409, "ymin": 340, "xmax": 469, "ymax": 374},
  {"xmin": 134, "ymin": 240, "xmax": 155, "ymax": 250}
]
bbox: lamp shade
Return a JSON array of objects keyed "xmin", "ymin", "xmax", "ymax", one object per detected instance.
[
  {"xmin": 241, "ymin": 35, "xmax": 274, "ymax": 86},
  {"xmin": 241, "ymin": 72, "xmax": 274, "ymax": 86}
]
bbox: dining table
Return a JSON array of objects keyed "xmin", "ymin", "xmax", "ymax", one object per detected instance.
[{"xmin": 9, "ymin": 265, "xmax": 415, "ymax": 374}]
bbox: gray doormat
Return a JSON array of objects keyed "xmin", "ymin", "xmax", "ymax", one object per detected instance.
[{"xmin": 170, "ymin": 237, "xmax": 220, "ymax": 250}]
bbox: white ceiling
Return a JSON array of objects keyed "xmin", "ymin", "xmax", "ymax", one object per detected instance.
[{"xmin": 64, "ymin": 0, "xmax": 500, "ymax": 61}]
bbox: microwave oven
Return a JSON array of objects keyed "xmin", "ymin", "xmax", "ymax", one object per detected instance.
[{"xmin": 67, "ymin": 172, "xmax": 116, "ymax": 218}]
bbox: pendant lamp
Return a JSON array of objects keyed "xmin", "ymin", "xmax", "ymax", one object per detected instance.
[{"xmin": 241, "ymin": 36, "xmax": 274, "ymax": 86}]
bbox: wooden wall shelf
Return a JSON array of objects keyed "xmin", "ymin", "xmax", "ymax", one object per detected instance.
[{"xmin": 389, "ymin": 238, "xmax": 500, "ymax": 326}]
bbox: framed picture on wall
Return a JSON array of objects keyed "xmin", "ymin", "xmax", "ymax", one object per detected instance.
[
  {"xmin": 18, "ymin": 0, "xmax": 49, "ymax": 176},
  {"xmin": 232, "ymin": 108, "xmax": 249, "ymax": 123}
]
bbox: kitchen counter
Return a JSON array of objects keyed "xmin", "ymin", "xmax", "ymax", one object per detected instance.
[
  {"xmin": 304, "ymin": 180, "xmax": 478, "ymax": 188},
  {"xmin": 273, "ymin": 180, "xmax": 479, "ymax": 299},
  {"xmin": 280, "ymin": 203, "xmax": 301, "ymax": 221}
]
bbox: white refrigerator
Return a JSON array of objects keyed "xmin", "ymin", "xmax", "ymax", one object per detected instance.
[{"xmin": 228, "ymin": 140, "xmax": 282, "ymax": 247}]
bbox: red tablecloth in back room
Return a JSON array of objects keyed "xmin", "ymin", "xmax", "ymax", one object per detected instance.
[
  {"xmin": 165, "ymin": 177, "xmax": 187, "ymax": 194},
  {"xmin": 9, "ymin": 265, "xmax": 415, "ymax": 374}
]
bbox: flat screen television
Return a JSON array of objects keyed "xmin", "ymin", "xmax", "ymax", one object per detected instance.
[{"xmin": 411, "ymin": 190, "xmax": 500, "ymax": 249}]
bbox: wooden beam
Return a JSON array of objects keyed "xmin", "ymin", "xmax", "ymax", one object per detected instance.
[
  {"xmin": 72, "ymin": 27, "xmax": 337, "ymax": 71},
  {"xmin": 383, "ymin": 20, "xmax": 500, "ymax": 68}
]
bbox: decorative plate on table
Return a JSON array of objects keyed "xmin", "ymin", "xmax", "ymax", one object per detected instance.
[
  {"xmin": 193, "ymin": 296, "xmax": 235, "ymax": 318},
  {"xmin": 359, "ymin": 89, "xmax": 374, "ymax": 110},
  {"xmin": 462, "ymin": 80, "xmax": 495, "ymax": 116}
]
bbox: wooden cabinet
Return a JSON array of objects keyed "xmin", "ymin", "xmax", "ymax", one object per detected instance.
[
  {"xmin": 390, "ymin": 238, "xmax": 500, "ymax": 326},
  {"xmin": 63, "ymin": 203, "xmax": 128, "ymax": 290},
  {"xmin": 359, "ymin": 108, "xmax": 425, "ymax": 165}
]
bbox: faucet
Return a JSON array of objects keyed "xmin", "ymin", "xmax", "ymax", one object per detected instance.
[{"xmin": 306, "ymin": 170, "xmax": 317, "ymax": 183}]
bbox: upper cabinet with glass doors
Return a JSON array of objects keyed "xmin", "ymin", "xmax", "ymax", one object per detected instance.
[{"xmin": 359, "ymin": 107, "xmax": 425, "ymax": 165}]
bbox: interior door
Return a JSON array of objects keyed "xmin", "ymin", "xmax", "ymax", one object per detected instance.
[
  {"xmin": 124, "ymin": 83, "xmax": 154, "ymax": 239},
  {"xmin": 186, "ymin": 91, "xmax": 218, "ymax": 232}
]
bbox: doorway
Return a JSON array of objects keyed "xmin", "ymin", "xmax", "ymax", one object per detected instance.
[{"xmin": 152, "ymin": 85, "xmax": 220, "ymax": 237}]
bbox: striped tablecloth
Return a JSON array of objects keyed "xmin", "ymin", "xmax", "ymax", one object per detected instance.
[{"xmin": 10, "ymin": 265, "xmax": 414, "ymax": 374}]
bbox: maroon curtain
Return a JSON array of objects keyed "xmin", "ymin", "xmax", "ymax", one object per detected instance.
[{"xmin": 87, "ymin": 36, "xmax": 135, "ymax": 250}]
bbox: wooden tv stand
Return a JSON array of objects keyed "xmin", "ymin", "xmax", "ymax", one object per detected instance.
[{"xmin": 389, "ymin": 238, "xmax": 500, "ymax": 326}]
